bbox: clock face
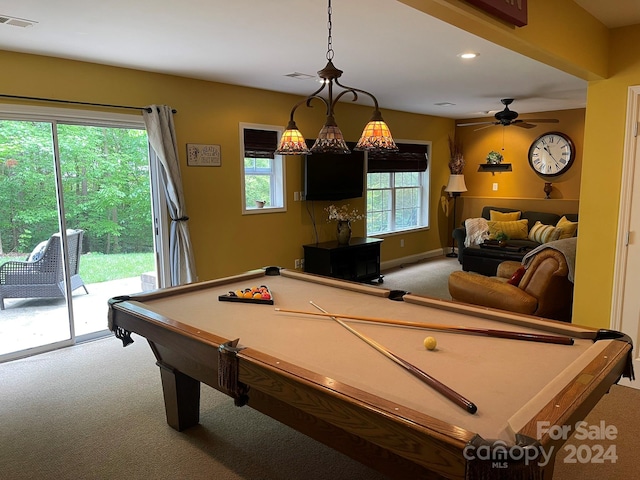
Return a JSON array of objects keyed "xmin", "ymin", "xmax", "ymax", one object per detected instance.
[{"xmin": 528, "ymin": 132, "xmax": 575, "ymax": 177}]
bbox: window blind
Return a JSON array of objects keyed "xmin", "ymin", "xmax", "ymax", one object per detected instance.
[
  {"xmin": 367, "ymin": 142, "xmax": 429, "ymax": 173},
  {"xmin": 244, "ymin": 128, "xmax": 277, "ymax": 159}
]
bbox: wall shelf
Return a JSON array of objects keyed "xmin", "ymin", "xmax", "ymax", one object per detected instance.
[{"xmin": 478, "ymin": 163, "xmax": 512, "ymax": 172}]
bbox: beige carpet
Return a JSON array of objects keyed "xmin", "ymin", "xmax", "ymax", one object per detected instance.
[
  {"xmin": 380, "ymin": 255, "xmax": 462, "ymax": 300},
  {"xmin": 1, "ymin": 257, "xmax": 637, "ymax": 479}
]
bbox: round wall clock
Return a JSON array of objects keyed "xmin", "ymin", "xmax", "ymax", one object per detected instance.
[{"xmin": 528, "ymin": 131, "xmax": 575, "ymax": 177}]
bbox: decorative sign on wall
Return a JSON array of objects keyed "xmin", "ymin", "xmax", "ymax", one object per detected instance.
[
  {"xmin": 464, "ymin": 0, "xmax": 528, "ymax": 27},
  {"xmin": 186, "ymin": 143, "xmax": 221, "ymax": 166}
]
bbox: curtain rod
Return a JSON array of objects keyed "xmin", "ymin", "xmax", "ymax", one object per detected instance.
[{"xmin": 0, "ymin": 94, "xmax": 177, "ymax": 114}]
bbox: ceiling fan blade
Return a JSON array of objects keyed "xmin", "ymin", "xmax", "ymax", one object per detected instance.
[
  {"xmin": 473, "ymin": 124, "xmax": 497, "ymax": 131},
  {"xmin": 514, "ymin": 122, "xmax": 537, "ymax": 129},
  {"xmin": 520, "ymin": 119, "xmax": 559, "ymax": 123},
  {"xmin": 457, "ymin": 121, "xmax": 493, "ymax": 127}
]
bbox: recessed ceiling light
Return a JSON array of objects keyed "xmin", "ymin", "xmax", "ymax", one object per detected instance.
[
  {"xmin": 458, "ymin": 52, "xmax": 479, "ymax": 59},
  {"xmin": 435, "ymin": 102, "xmax": 456, "ymax": 107}
]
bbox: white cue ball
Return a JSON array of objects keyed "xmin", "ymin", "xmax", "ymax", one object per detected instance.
[{"xmin": 423, "ymin": 336, "xmax": 437, "ymax": 350}]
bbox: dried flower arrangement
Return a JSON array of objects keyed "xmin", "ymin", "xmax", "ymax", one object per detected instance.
[
  {"xmin": 448, "ymin": 136, "xmax": 464, "ymax": 174},
  {"xmin": 325, "ymin": 204, "xmax": 363, "ymax": 223}
]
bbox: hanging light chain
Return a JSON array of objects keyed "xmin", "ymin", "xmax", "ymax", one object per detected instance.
[{"xmin": 326, "ymin": 0, "xmax": 334, "ymax": 61}]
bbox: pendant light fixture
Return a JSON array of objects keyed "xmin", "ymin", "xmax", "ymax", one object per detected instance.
[{"xmin": 275, "ymin": 0, "xmax": 398, "ymax": 155}]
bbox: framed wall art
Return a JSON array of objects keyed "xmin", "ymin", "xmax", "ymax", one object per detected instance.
[{"xmin": 186, "ymin": 143, "xmax": 221, "ymax": 166}]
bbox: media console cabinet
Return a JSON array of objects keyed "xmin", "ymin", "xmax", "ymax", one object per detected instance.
[{"xmin": 303, "ymin": 237, "xmax": 383, "ymax": 283}]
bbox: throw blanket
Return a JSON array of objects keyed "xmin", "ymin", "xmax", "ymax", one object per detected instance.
[
  {"xmin": 464, "ymin": 217, "xmax": 490, "ymax": 247},
  {"xmin": 522, "ymin": 237, "xmax": 577, "ymax": 282}
]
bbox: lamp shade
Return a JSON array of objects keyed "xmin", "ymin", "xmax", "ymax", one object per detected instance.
[
  {"xmin": 275, "ymin": 120, "xmax": 310, "ymax": 155},
  {"xmin": 310, "ymin": 116, "xmax": 350, "ymax": 154},
  {"xmin": 445, "ymin": 174, "xmax": 467, "ymax": 193},
  {"xmin": 355, "ymin": 109, "xmax": 398, "ymax": 152}
]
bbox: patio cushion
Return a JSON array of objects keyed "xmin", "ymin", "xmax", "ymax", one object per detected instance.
[{"xmin": 28, "ymin": 241, "xmax": 48, "ymax": 262}]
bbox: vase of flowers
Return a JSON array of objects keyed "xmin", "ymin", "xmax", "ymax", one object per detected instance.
[{"xmin": 326, "ymin": 204, "xmax": 363, "ymax": 245}]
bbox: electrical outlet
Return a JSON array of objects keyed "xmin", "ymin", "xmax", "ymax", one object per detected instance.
[
  {"xmin": 294, "ymin": 191, "xmax": 300, "ymax": 202},
  {"xmin": 400, "ymin": 239, "xmax": 405, "ymax": 247},
  {"xmin": 300, "ymin": 259, "xmax": 305, "ymax": 270},
  {"xmin": 294, "ymin": 259, "xmax": 301, "ymax": 269},
  {"xmin": 493, "ymin": 183, "xmax": 498, "ymax": 191}
]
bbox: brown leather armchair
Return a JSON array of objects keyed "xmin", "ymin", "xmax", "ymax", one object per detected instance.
[{"xmin": 448, "ymin": 248, "xmax": 573, "ymax": 322}]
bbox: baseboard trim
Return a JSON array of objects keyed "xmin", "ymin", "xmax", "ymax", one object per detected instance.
[{"xmin": 381, "ymin": 248, "xmax": 448, "ymax": 271}]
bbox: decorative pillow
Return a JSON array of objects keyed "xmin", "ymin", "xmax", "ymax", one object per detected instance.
[
  {"xmin": 487, "ymin": 220, "xmax": 529, "ymax": 240},
  {"xmin": 490, "ymin": 210, "xmax": 521, "ymax": 221},
  {"xmin": 528, "ymin": 221, "xmax": 563, "ymax": 244},
  {"xmin": 507, "ymin": 266, "xmax": 526, "ymax": 286},
  {"xmin": 556, "ymin": 216, "xmax": 578, "ymax": 239},
  {"xmin": 28, "ymin": 241, "xmax": 48, "ymax": 262},
  {"xmin": 464, "ymin": 218, "xmax": 490, "ymax": 247}
]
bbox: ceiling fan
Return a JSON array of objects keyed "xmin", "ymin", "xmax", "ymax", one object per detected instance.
[{"xmin": 457, "ymin": 98, "xmax": 559, "ymax": 130}]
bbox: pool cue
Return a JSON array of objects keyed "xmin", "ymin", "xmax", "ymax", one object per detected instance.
[
  {"xmin": 309, "ymin": 301, "xmax": 478, "ymax": 415},
  {"xmin": 275, "ymin": 307, "xmax": 573, "ymax": 346}
]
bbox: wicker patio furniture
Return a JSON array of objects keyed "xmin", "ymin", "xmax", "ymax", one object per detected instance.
[{"xmin": 0, "ymin": 229, "xmax": 88, "ymax": 309}]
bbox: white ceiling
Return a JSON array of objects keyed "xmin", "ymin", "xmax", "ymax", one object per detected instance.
[{"xmin": 0, "ymin": 0, "xmax": 638, "ymax": 120}]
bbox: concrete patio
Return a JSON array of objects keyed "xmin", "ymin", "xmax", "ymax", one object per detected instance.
[{"xmin": 0, "ymin": 276, "xmax": 146, "ymax": 356}]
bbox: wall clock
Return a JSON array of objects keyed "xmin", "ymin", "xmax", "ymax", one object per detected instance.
[{"xmin": 528, "ymin": 132, "xmax": 575, "ymax": 177}]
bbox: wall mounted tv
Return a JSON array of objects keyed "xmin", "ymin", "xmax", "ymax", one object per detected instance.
[{"xmin": 303, "ymin": 142, "xmax": 365, "ymax": 201}]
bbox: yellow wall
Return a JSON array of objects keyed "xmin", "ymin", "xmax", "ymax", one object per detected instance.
[
  {"xmin": 0, "ymin": 50, "xmax": 454, "ymax": 281},
  {"xmin": 455, "ymin": 108, "xmax": 584, "ymax": 208},
  {"xmin": 573, "ymin": 24, "xmax": 640, "ymax": 327}
]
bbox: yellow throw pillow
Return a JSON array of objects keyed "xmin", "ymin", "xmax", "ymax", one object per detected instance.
[
  {"xmin": 487, "ymin": 219, "xmax": 529, "ymax": 240},
  {"xmin": 556, "ymin": 216, "xmax": 578, "ymax": 239},
  {"xmin": 490, "ymin": 210, "xmax": 522, "ymax": 221},
  {"xmin": 528, "ymin": 221, "xmax": 563, "ymax": 243}
]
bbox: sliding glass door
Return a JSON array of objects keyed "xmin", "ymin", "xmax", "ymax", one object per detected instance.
[
  {"xmin": 0, "ymin": 120, "xmax": 73, "ymax": 353},
  {"xmin": 0, "ymin": 110, "xmax": 158, "ymax": 360}
]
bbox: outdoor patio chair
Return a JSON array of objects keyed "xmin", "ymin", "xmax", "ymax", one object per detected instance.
[{"xmin": 0, "ymin": 229, "xmax": 88, "ymax": 309}]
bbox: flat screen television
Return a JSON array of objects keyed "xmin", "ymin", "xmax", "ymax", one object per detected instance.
[{"xmin": 303, "ymin": 142, "xmax": 365, "ymax": 201}]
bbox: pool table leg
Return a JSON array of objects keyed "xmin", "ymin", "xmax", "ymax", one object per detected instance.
[{"xmin": 157, "ymin": 361, "xmax": 201, "ymax": 431}]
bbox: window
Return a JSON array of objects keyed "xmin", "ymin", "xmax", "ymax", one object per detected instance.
[
  {"xmin": 366, "ymin": 142, "xmax": 430, "ymax": 235},
  {"xmin": 240, "ymin": 124, "xmax": 285, "ymax": 213}
]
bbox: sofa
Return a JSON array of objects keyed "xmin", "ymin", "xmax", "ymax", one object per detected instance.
[{"xmin": 452, "ymin": 206, "xmax": 578, "ymax": 273}]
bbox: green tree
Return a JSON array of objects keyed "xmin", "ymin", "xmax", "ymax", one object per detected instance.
[{"xmin": 0, "ymin": 120, "xmax": 152, "ymax": 255}]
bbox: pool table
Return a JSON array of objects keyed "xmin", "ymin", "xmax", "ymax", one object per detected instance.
[{"xmin": 108, "ymin": 268, "xmax": 633, "ymax": 480}]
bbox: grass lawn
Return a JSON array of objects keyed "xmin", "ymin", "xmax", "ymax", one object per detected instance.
[
  {"xmin": 0, "ymin": 252, "xmax": 155, "ymax": 284},
  {"xmin": 79, "ymin": 252, "xmax": 155, "ymax": 283}
]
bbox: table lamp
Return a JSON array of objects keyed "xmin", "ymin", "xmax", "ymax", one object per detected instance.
[{"xmin": 445, "ymin": 174, "xmax": 467, "ymax": 257}]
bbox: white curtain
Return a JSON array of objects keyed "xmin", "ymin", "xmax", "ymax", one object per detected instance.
[{"xmin": 143, "ymin": 105, "xmax": 196, "ymax": 286}]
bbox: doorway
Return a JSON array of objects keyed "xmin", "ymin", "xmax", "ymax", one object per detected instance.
[
  {"xmin": 613, "ymin": 86, "xmax": 640, "ymax": 389},
  {"xmin": 0, "ymin": 107, "xmax": 161, "ymax": 361}
]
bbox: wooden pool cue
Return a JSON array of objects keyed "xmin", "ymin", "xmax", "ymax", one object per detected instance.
[
  {"xmin": 309, "ymin": 301, "xmax": 478, "ymax": 415},
  {"xmin": 275, "ymin": 307, "xmax": 573, "ymax": 346}
]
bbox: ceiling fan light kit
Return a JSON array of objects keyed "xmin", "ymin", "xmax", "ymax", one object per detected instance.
[{"xmin": 275, "ymin": 0, "xmax": 397, "ymax": 156}]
